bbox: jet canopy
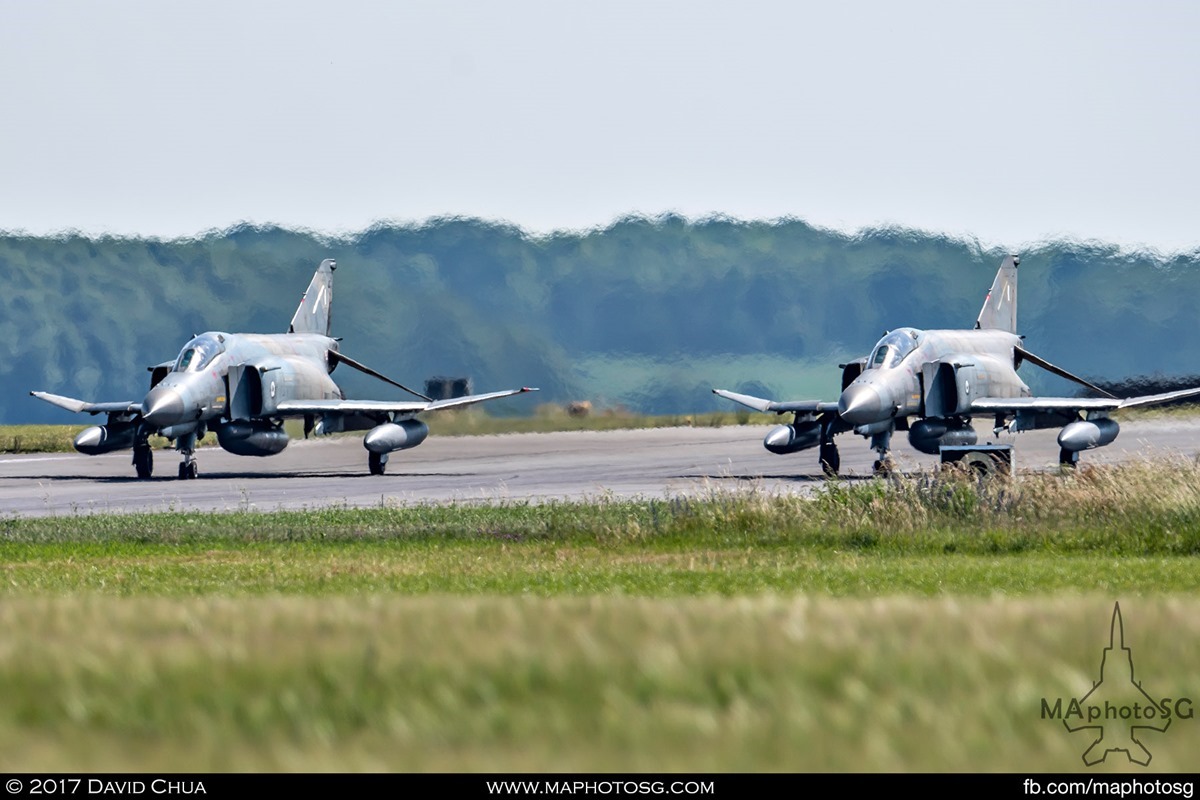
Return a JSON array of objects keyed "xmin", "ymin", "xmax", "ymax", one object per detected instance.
[
  {"xmin": 867, "ymin": 327, "xmax": 922, "ymax": 370},
  {"xmin": 173, "ymin": 333, "xmax": 226, "ymax": 373}
]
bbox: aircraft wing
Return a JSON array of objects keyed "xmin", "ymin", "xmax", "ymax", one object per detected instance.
[
  {"xmin": 425, "ymin": 387, "xmax": 539, "ymax": 411},
  {"xmin": 275, "ymin": 387, "xmax": 539, "ymax": 417},
  {"xmin": 712, "ymin": 389, "xmax": 839, "ymax": 414},
  {"xmin": 970, "ymin": 386, "xmax": 1200, "ymax": 414},
  {"xmin": 30, "ymin": 391, "xmax": 141, "ymax": 416}
]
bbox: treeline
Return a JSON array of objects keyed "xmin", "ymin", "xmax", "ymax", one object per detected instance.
[{"xmin": 3, "ymin": 216, "xmax": 1198, "ymax": 423}]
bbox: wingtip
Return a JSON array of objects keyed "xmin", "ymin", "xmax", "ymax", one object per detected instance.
[{"xmin": 521, "ymin": 387, "xmax": 540, "ymax": 392}]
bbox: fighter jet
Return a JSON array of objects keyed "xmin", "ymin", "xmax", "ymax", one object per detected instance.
[
  {"xmin": 714, "ymin": 254, "xmax": 1200, "ymax": 475},
  {"xmin": 32, "ymin": 259, "xmax": 537, "ymax": 479}
]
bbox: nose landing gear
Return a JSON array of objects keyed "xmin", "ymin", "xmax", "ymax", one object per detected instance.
[{"xmin": 175, "ymin": 431, "xmax": 200, "ymax": 480}]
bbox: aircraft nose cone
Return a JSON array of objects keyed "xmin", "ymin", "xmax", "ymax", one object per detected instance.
[
  {"xmin": 142, "ymin": 387, "xmax": 185, "ymax": 427},
  {"xmin": 838, "ymin": 384, "xmax": 887, "ymax": 425}
]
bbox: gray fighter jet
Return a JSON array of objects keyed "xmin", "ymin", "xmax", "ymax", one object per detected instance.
[
  {"xmin": 32, "ymin": 259, "xmax": 537, "ymax": 479},
  {"xmin": 714, "ymin": 254, "xmax": 1200, "ymax": 475}
]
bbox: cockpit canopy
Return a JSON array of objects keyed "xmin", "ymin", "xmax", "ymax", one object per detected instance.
[
  {"xmin": 173, "ymin": 333, "xmax": 226, "ymax": 373},
  {"xmin": 867, "ymin": 327, "xmax": 922, "ymax": 370}
]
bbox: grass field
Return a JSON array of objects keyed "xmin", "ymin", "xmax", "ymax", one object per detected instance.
[
  {"xmin": 1, "ymin": 462, "xmax": 1199, "ymax": 771},
  {"xmin": 9, "ymin": 403, "xmax": 1191, "ymax": 454},
  {"xmin": 1, "ymin": 595, "xmax": 1196, "ymax": 772}
]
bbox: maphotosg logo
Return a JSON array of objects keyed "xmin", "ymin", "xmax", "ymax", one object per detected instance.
[{"xmin": 1041, "ymin": 602, "xmax": 1193, "ymax": 766}]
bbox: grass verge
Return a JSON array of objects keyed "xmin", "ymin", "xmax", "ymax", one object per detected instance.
[{"xmin": 2, "ymin": 462, "xmax": 1199, "ymax": 771}]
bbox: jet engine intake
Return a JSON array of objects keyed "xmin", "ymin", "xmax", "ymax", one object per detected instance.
[
  {"xmin": 1057, "ymin": 418, "xmax": 1119, "ymax": 453},
  {"xmin": 73, "ymin": 424, "xmax": 136, "ymax": 455},
  {"xmin": 215, "ymin": 421, "xmax": 289, "ymax": 456},
  {"xmin": 922, "ymin": 361, "xmax": 978, "ymax": 418},
  {"xmin": 763, "ymin": 421, "xmax": 821, "ymax": 454},
  {"xmin": 907, "ymin": 418, "xmax": 978, "ymax": 455},
  {"xmin": 363, "ymin": 419, "xmax": 430, "ymax": 455}
]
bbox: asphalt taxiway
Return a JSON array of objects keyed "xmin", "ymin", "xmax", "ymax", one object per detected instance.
[{"xmin": 1, "ymin": 418, "xmax": 1198, "ymax": 517}]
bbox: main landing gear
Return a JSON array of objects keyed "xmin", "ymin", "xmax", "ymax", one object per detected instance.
[
  {"xmin": 368, "ymin": 452, "xmax": 388, "ymax": 476},
  {"xmin": 133, "ymin": 437, "xmax": 153, "ymax": 479},
  {"xmin": 818, "ymin": 439, "xmax": 840, "ymax": 477}
]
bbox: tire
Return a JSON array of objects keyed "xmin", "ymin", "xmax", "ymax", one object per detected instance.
[
  {"xmin": 134, "ymin": 446, "xmax": 153, "ymax": 479},
  {"xmin": 819, "ymin": 442, "xmax": 840, "ymax": 477},
  {"xmin": 369, "ymin": 452, "xmax": 387, "ymax": 476}
]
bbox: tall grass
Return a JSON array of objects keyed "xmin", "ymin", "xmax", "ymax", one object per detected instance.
[
  {"xmin": 2, "ymin": 462, "xmax": 1199, "ymax": 771},
  {"xmin": 2, "ymin": 461, "xmax": 1200, "ymax": 597},
  {"xmin": 0, "ymin": 596, "xmax": 1196, "ymax": 772}
]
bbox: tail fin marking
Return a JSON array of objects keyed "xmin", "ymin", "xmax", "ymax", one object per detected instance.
[
  {"xmin": 288, "ymin": 259, "xmax": 336, "ymax": 336},
  {"xmin": 975, "ymin": 254, "xmax": 1019, "ymax": 333}
]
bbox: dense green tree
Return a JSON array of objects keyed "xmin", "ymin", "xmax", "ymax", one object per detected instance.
[{"xmin": 3, "ymin": 218, "xmax": 1197, "ymax": 423}]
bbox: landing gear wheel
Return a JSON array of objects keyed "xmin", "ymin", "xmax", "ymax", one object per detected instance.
[
  {"xmin": 178, "ymin": 461, "xmax": 199, "ymax": 480},
  {"xmin": 369, "ymin": 452, "xmax": 388, "ymax": 476},
  {"xmin": 1059, "ymin": 448, "xmax": 1079, "ymax": 468},
  {"xmin": 133, "ymin": 445, "xmax": 153, "ymax": 479},
  {"xmin": 819, "ymin": 441, "xmax": 840, "ymax": 477},
  {"xmin": 872, "ymin": 458, "xmax": 894, "ymax": 477}
]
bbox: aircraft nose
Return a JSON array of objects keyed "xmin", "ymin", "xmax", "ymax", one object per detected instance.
[
  {"xmin": 142, "ymin": 386, "xmax": 186, "ymax": 427},
  {"xmin": 838, "ymin": 384, "xmax": 888, "ymax": 426}
]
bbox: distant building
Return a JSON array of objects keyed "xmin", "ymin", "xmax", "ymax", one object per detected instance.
[{"xmin": 425, "ymin": 376, "xmax": 473, "ymax": 400}]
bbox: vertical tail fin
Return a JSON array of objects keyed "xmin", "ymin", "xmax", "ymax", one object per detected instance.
[
  {"xmin": 288, "ymin": 259, "xmax": 336, "ymax": 335},
  {"xmin": 975, "ymin": 254, "xmax": 1018, "ymax": 333}
]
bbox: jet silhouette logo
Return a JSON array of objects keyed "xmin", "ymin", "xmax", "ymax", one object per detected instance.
[{"xmin": 1041, "ymin": 603, "xmax": 1193, "ymax": 766}]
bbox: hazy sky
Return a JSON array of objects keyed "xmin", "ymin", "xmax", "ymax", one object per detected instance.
[{"xmin": 2, "ymin": 1, "xmax": 1197, "ymax": 252}]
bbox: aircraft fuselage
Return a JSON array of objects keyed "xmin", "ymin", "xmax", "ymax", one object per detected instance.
[
  {"xmin": 142, "ymin": 331, "xmax": 342, "ymax": 431},
  {"xmin": 837, "ymin": 327, "xmax": 1029, "ymax": 427}
]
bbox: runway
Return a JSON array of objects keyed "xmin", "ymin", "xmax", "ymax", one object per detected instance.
[{"xmin": 1, "ymin": 418, "xmax": 1199, "ymax": 517}]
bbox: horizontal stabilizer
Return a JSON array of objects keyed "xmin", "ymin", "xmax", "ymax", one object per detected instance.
[
  {"xmin": 330, "ymin": 351, "xmax": 432, "ymax": 401},
  {"xmin": 1016, "ymin": 346, "xmax": 1117, "ymax": 399}
]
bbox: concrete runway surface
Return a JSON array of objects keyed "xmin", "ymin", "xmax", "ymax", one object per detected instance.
[{"xmin": 1, "ymin": 418, "xmax": 1199, "ymax": 517}]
